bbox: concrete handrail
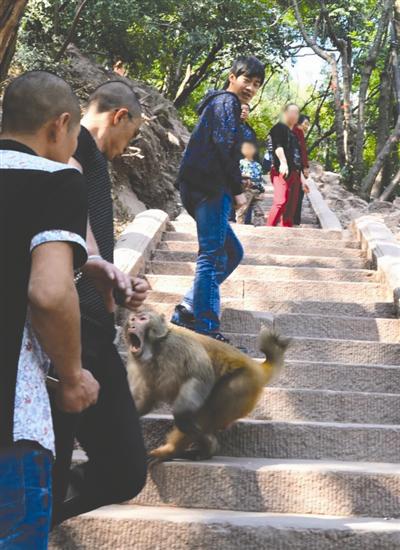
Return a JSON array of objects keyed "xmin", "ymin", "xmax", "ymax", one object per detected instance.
[
  {"xmin": 352, "ymin": 215, "xmax": 400, "ymax": 315},
  {"xmin": 307, "ymin": 179, "xmax": 343, "ymax": 231},
  {"xmin": 114, "ymin": 209, "xmax": 169, "ymax": 276}
]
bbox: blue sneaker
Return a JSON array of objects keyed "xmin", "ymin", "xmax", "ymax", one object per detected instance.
[{"xmin": 171, "ymin": 305, "xmax": 195, "ymax": 330}]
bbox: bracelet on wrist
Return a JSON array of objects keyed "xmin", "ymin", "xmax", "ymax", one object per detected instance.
[
  {"xmin": 74, "ymin": 270, "xmax": 83, "ymax": 284},
  {"xmin": 88, "ymin": 255, "xmax": 103, "ymax": 262}
]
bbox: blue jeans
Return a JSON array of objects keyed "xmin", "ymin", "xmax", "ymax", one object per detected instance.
[
  {"xmin": 0, "ymin": 443, "xmax": 52, "ymax": 549},
  {"xmin": 181, "ymin": 186, "xmax": 244, "ymax": 333}
]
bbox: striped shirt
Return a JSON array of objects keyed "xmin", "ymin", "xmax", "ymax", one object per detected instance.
[{"xmin": 74, "ymin": 126, "xmax": 116, "ymax": 336}]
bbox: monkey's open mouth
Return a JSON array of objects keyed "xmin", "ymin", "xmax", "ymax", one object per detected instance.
[{"xmin": 127, "ymin": 330, "xmax": 143, "ymax": 356}]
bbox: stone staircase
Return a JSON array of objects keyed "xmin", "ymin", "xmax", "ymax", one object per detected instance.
[{"xmin": 51, "ymin": 192, "xmax": 400, "ymax": 549}]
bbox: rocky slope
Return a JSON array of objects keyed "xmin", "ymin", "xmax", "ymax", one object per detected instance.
[
  {"xmin": 62, "ymin": 45, "xmax": 189, "ymax": 225},
  {"xmin": 311, "ymin": 164, "xmax": 400, "ymax": 238}
]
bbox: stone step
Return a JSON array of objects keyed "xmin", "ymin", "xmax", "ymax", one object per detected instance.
[
  {"xmin": 162, "ymin": 232, "xmax": 360, "ymax": 249},
  {"xmin": 271, "ymin": 361, "xmax": 400, "ymax": 393},
  {"xmin": 228, "ymin": 334, "xmax": 400, "ymax": 365},
  {"xmin": 158, "ymin": 240, "xmax": 366, "ymax": 259},
  {"xmin": 152, "ymin": 249, "xmax": 370, "ymax": 269},
  {"xmin": 273, "ymin": 314, "xmax": 400, "ymax": 343},
  {"xmin": 145, "ymin": 302, "xmax": 399, "ymax": 342},
  {"xmin": 148, "ymin": 291, "xmax": 395, "ymax": 318},
  {"xmin": 171, "ymin": 216, "xmax": 343, "ymax": 240},
  {"xmin": 118, "ymin": 331, "xmax": 400, "ymax": 392},
  {"xmin": 148, "ymin": 260, "xmax": 379, "ymax": 283},
  {"xmin": 142, "ymin": 414, "xmax": 400, "ymax": 462},
  {"xmin": 146, "ymin": 274, "xmax": 389, "ymax": 302},
  {"xmin": 253, "ymin": 388, "xmax": 400, "ymax": 424},
  {"xmin": 49, "ymin": 505, "xmax": 400, "ymax": 550},
  {"xmin": 132, "ymin": 457, "xmax": 400, "ymax": 518},
  {"xmin": 154, "ymin": 387, "xmax": 400, "ymax": 424}
]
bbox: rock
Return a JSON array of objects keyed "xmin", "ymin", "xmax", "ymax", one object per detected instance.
[
  {"xmin": 61, "ymin": 45, "xmax": 190, "ymax": 222},
  {"xmin": 310, "ymin": 164, "xmax": 400, "ymax": 238}
]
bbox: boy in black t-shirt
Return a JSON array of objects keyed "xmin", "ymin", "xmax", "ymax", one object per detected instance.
[{"xmin": 0, "ymin": 71, "xmax": 99, "ymax": 548}]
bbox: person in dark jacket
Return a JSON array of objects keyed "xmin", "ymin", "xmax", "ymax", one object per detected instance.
[
  {"xmin": 172, "ymin": 56, "xmax": 265, "ymax": 341},
  {"xmin": 293, "ymin": 114, "xmax": 311, "ymax": 225}
]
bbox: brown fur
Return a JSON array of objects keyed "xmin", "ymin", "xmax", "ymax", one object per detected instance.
[{"xmin": 125, "ymin": 311, "xmax": 289, "ymax": 461}]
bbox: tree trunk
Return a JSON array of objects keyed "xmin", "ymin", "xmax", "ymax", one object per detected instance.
[
  {"xmin": 353, "ymin": 0, "xmax": 392, "ymax": 186},
  {"xmin": 360, "ymin": 116, "xmax": 400, "ymax": 196},
  {"xmin": 379, "ymin": 166, "xmax": 400, "ymax": 200},
  {"xmin": 340, "ymin": 43, "xmax": 354, "ymax": 164},
  {"xmin": 361, "ymin": 12, "xmax": 400, "ymax": 197},
  {"xmin": 0, "ymin": 0, "xmax": 28, "ymax": 81},
  {"xmin": 370, "ymin": 57, "xmax": 393, "ymax": 198}
]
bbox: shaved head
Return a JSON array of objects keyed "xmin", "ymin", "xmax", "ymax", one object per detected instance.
[
  {"xmin": 2, "ymin": 71, "xmax": 81, "ymax": 134},
  {"xmin": 88, "ymin": 81, "xmax": 142, "ymax": 120}
]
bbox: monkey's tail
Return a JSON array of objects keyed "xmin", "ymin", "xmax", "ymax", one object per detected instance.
[{"xmin": 258, "ymin": 327, "xmax": 291, "ymax": 381}]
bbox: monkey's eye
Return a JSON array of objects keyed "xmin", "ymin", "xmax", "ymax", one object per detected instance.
[{"xmin": 139, "ymin": 316, "xmax": 147, "ymax": 321}]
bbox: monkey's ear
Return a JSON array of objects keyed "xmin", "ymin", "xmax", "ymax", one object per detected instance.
[{"xmin": 148, "ymin": 314, "xmax": 169, "ymax": 341}]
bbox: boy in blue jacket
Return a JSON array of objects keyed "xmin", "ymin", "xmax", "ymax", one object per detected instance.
[{"xmin": 172, "ymin": 56, "xmax": 265, "ymax": 341}]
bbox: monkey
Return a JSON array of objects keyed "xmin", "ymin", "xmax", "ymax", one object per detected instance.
[{"xmin": 125, "ymin": 310, "xmax": 289, "ymax": 462}]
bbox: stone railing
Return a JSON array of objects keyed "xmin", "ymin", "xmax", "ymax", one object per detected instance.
[
  {"xmin": 307, "ymin": 178, "xmax": 343, "ymax": 231},
  {"xmin": 352, "ymin": 215, "xmax": 400, "ymax": 316},
  {"xmin": 114, "ymin": 209, "xmax": 169, "ymax": 276}
]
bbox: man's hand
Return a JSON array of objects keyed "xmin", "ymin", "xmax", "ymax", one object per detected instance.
[
  {"xmin": 279, "ymin": 161, "xmax": 289, "ymax": 178},
  {"xmin": 82, "ymin": 257, "xmax": 133, "ymax": 313},
  {"xmin": 56, "ymin": 369, "xmax": 100, "ymax": 413},
  {"xmin": 234, "ymin": 193, "xmax": 247, "ymax": 209},
  {"xmin": 303, "ymin": 182, "xmax": 310, "ymax": 194},
  {"xmin": 124, "ymin": 277, "xmax": 150, "ymax": 311}
]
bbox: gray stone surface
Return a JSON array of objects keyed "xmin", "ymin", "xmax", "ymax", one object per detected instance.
[
  {"xmin": 130, "ymin": 457, "xmax": 400, "ymax": 518},
  {"xmin": 148, "ymin": 260, "xmax": 379, "ymax": 283},
  {"xmin": 163, "ymin": 232, "xmax": 359, "ymax": 249},
  {"xmin": 158, "ymin": 239, "xmax": 367, "ymax": 258},
  {"xmin": 55, "ymin": 187, "xmax": 400, "ymax": 548},
  {"xmin": 146, "ymin": 274, "xmax": 389, "ymax": 302},
  {"xmin": 49, "ymin": 505, "xmax": 400, "ymax": 550},
  {"xmin": 153, "ymin": 249, "xmax": 370, "ymax": 269},
  {"xmin": 142, "ymin": 415, "xmax": 400, "ymax": 462}
]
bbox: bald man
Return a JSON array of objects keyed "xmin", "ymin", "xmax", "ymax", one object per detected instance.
[
  {"xmin": 0, "ymin": 71, "xmax": 99, "ymax": 548},
  {"xmin": 51, "ymin": 81, "xmax": 148, "ymax": 525}
]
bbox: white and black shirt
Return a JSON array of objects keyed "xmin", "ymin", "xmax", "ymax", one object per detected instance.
[{"xmin": 0, "ymin": 140, "xmax": 88, "ymax": 452}]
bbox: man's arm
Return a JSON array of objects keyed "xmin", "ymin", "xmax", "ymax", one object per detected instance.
[
  {"xmin": 28, "ymin": 241, "xmax": 99, "ymax": 412},
  {"xmin": 275, "ymin": 147, "xmax": 289, "ymax": 177},
  {"xmin": 68, "ymin": 155, "xmax": 149, "ymax": 309}
]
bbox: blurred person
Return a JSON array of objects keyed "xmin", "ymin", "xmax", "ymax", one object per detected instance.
[
  {"xmin": 266, "ymin": 103, "xmax": 304, "ymax": 227},
  {"xmin": 237, "ymin": 140, "xmax": 265, "ymax": 224},
  {"xmin": 293, "ymin": 114, "xmax": 311, "ymax": 225}
]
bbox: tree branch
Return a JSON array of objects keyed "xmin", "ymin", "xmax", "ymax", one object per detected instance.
[
  {"xmin": 173, "ymin": 38, "xmax": 223, "ymax": 108},
  {"xmin": 291, "ymin": 0, "xmax": 346, "ymax": 166},
  {"xmin": 54, "ymin": 0, "xmax": 90, "ymax": 62}
]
